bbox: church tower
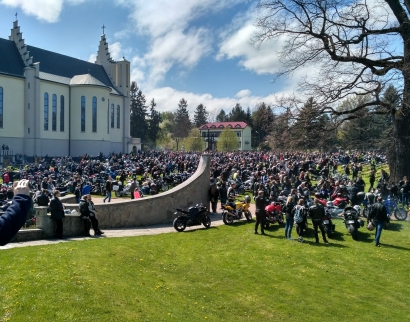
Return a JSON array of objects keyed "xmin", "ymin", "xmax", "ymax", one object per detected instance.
[{"xmin": 95, "ymin": 28, "xmax": 130, "ymax": 97}]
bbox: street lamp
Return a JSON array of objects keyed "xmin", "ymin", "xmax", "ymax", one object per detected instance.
[
  {"xmin": 204, "ymin": 129, "xmax": 215, "ymax": 152},
  {"xmin": 255, "ymin": 130, "xmax": 261, "ymax": 149}
]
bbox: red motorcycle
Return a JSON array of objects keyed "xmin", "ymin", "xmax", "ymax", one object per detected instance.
[{"xmin": 264, "ymin": 202, "xmax": 284, "ymax": 228}]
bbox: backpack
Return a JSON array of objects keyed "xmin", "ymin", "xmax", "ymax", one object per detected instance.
[{"xmin": 294, "ymin": 206, "xmax": 304, "ymax": 223}]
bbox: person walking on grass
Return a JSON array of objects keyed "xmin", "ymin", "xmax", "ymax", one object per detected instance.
[
  {"xmin": 254, "ymin": 190, "xmax": 268, "ymax": 235},
  {"xmin": 368, "ymin": 196, "xmax": 389, "ymax": 247},
  {"xmin": 284, "ymin": 196, "xmax": 295, "ymax": 239},
  {"xmin": 309, "ymin": 198, "xmax": 329, "ymax": 244},
  {"xmin": 292, "ymin": 199, "xmax": 307, "ymax": 242},
  {"xmin": 103, "ymin": 176, "xmax": 113, "ymax": 203}
]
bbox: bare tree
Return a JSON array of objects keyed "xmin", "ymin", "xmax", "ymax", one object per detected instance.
[{"xmin": 253, "ymin": 0, "xmax": 410, "ymax": 181}]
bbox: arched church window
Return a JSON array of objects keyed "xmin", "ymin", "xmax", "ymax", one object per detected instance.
[
  {"xmin": 117, "ymin": 105, "xmax": 120, "ymax": 129},
  {"xmin": 81, "ymin": 96, "xmax": 86, "ymax": 132},
  {"xmin": 0, "ymin": 87, "xmax": 3, "ymax": 128},
  {"xmin": 60, "ymin": 95, "xmax": 64, "ymax": 132},
  {"xmin": 111, "ymin": 103, "xmax": 114, "ymax": 128},
  {"xmin": 52, "ymin": 94, "xmax": 57, "ymax": 131},
  {"xmin": 92, "ymin": 96, "xmax": 97, "ymax": 132},
  {"xmin": 44, "ymin": 92, "xmax": 49, "ymax": 131}
]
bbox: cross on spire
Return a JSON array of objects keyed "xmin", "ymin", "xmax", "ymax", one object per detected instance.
[
  {"xmin": 102, "ymin": 24, "xmax": 105, "ymax": 34},
  {"xmin": 15, "ymin": 12, "xmax": 18, "ymax": 21}
]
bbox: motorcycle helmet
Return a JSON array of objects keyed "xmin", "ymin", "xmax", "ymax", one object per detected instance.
[
  {"xmin": 244, "ymin": 195, "xmax": 251, "ymax": 204},
  {"xmin": 367, "ymin": 221, "xmax": 375, "ymax": 231}
]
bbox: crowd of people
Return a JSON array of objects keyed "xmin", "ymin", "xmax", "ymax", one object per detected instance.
[
  {"xmin": 206, "ymin": 150, "xmax": 396, "ymax": 246},
  {"xmin": 0, "ymin": 149, "xmax": 398, "ymax": 246}
]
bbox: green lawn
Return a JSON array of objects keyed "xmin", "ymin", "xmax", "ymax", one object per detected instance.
[{"xmin": 1, "ymin": 219, "xmax": 410, "ymax": 321}]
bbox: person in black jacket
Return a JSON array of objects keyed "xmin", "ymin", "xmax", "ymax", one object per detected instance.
[
  {"xmin": 254, "ymin": 190, "xmax": 268, "ymax": 235},
  {"xmin": 208, "ymin": 182, "xmax": 219, "ymax": 214},
  {"xmin": 309, "ymin": 198, "xmax": 329, "ymax": 244},
  {"xmin": 34, "ymin": 189, "xmax": 50, "ymax": 206},
  {"xmin": 49, "ymin": 190, "xmax": 65, "ymax": 239},
  {"xmin": 368, "ymin": 196, "xmax": 389, "ymax": 247},
  {"xmin": 284, "ymin": 196, "xmax": 295, "ymax": 239},
  {"xmin": 0, "ymin": 180, "xmax": 32, "ymax": 246}
]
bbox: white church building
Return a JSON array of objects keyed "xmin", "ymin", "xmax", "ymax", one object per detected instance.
[{"xmin": 0, "ymin": 19, "xmax": 139, "ymax": 157}]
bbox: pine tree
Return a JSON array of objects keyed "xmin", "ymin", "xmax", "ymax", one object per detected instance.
[
  {"xmin": 193, "ymin": 104, "xmax": 208, "ymax": 128},
  {"xmin": 227, "ymin": 103, "xmax": 246, "ymax": 121},
  {"xmin": 130, "ymin": 81, "xmax": 148, "ymax": 141},
  {"xmin": 216, "ymin": 109, "xmax": 227, "ymax": 122},
  {"xmin": 172, "ymin": 98, "xmax": 191, "ymax": 150},
  {"xmin": 147, "ymin": 98, "xmax": 162, "ymax": 147}
]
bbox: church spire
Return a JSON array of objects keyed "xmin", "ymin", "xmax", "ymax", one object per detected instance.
[{"xmin": 9, "ymin": 17, "xmax": 33, "ymax": 66}]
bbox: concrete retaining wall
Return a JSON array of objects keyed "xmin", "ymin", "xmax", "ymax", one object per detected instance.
[{"xmin": 11, "ymin": 154, "xmax": 211, "ymax": 242}]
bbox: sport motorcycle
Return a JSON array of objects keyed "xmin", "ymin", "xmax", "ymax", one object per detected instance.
[
  {"xmin": 173, "ymin": 204, "xmax": 211, "ymax": 232},
  {"xmin": 221, "ymin": 195, "xmax": 252, "ymax": 225}
]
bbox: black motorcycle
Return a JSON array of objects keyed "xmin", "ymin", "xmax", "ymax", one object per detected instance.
[
  {"xmin": 173, "ymin": 204, "xmax": 211, "ymax": 232},
  {"xmin": 342, "ymin": 206, "xmax": 364, "ymax": 240}
]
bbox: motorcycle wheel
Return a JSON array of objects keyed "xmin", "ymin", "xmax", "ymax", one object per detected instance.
[
  {"xmin": 101, "ymin": 189, "xmax": 106, "ymax": 196},
  {"xmin": 325, "ymin": 225, "xmax": 332, "ymax": 238},
  {"xmin": 173, "ymin": 217, "xmax": 186, "ymax": 232},
  {"xmin": 222, "ymin": 212, "xmax": 234, "ymax": 225},
  {"xmin": 202, "ymin": 215, "xmax": 211, "ymax": 228},
  {"xmin": 362, "ymin": 207, "xmax": 369, "ymax": 218},
  {"xmin": 348, "ymin": 224, "xmax": 358, "ymax": 240},
  {"xmin": 264, "ymin": 222, "xmax": 270, "ymax": 229},
  {"xmin": 115, "ymin": 191, "xmax": 120, "ymax": 197},
  {"xmin": 394, "ymin": 207, "xmax": 408, "ymax": 221},
  {"xmin": 238, "ymin": 187, "xmax": 245, "ymax": 194},
  {"xmin": 245, "ymin": 210, "xmax": 252, "ymax": 222}
]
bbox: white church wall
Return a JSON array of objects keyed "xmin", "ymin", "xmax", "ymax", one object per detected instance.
[
  {"xmin": 70, "ymin": 85, "xmax": 111, "ymax": 141},
  {"xmin": 107, "ymin": 94, "xmax": 125, "ymax": 144},
  {"xmin": 0, "ymin": 75, "xmax": 25, "ymax": 138}
]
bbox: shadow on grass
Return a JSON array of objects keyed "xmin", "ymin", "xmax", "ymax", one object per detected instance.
[
  {"xmin": 377, "ymin": 243, "xmax": 410, "ymax": 251},
  {"xmin": 385, "ymin": 222, "xmax": 403, "ymax": 232},
  {"xmin": 181, "ymin": 226, "xmax": 220, "ymax": 233},
  {"xmin": 305, "ymin": 241, "xmax": 348, "ymax": 248}
]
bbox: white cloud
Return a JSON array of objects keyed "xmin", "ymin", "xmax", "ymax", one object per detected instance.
[
  {"xmin": 0, "ymin": 0, "xmax": 86, "ymax": 23},
  {"xmin": 113, "ymin": 0, "xmax": 240, "ymax": 90},
  {"xmin": 144, "ymin": 86, "xmax": 291, "ymax": 119},
  {"xmin": 88, "ymin": 53, "xmax": 96, "ymax": 63},
  {"xmin": 108, "ymin": 42, "xmax": 122, "ymax": 61},
  {"xmin": 236, "ymin": 89, "xmax": 251, "ymax": 98}
]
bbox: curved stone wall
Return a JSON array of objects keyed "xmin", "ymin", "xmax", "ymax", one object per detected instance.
[{"xmin": 11, "ymin": 154, "xmax": 211, "ymax": 242}]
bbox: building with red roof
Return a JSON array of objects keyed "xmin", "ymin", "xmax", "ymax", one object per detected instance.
[{"xmin": 198, "ymin": 122, "xmax": 252, "ymax": 151}]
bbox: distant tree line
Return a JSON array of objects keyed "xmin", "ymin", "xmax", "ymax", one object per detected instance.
[{"xmin": 130, "ymin": 80, "xmax": 395, "ymax": 152}]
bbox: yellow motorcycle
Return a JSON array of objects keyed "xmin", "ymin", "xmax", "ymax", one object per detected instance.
[{"xmin": 221, "ymin": 195, "xmax": 252, "ymax": 225}]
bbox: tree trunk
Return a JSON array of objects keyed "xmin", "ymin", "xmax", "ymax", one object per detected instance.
[
  {"xmin": 389, "ymin": 116, "xmax": 410, "ymax": 182},
  {"xmin": 390, "ymin": 18, "xmax": 410, "ymax": 183}
]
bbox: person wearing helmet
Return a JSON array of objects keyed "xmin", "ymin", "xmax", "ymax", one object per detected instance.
[{"xmin": 367, "ymin": 196, "xmax": 388, "ymax": 247}]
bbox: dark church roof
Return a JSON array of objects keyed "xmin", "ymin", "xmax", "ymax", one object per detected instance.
[
  {"xmin": 0, "ymin": 38, "xmax": 26, "ymax": 77},
  {"xmin": 27, "ymin": 45, "xmax": 114, "ymax": 88},
  {"xmin": 0, "ymin": 37, "xmax": 115, "ymax": 90}
]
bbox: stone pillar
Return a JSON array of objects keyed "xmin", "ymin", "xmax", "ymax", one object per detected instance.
[{"xmin": 35, "ymin": 207, "xmax": 54, "ymax": 238}]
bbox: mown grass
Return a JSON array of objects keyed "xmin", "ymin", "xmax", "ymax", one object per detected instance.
[{"xmin": 1, "ymin": 219, "xmax": 410, "ymax": 322}]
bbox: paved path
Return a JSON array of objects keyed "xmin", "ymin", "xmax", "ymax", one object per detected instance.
[{"xmin": 1, "ymin": 201, "xmax": 257, "ymax": 250}]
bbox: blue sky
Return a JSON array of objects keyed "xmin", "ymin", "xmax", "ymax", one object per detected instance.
[{"xmin": 0, "ymin": 0, "xmax": 304, "ymax": 118}]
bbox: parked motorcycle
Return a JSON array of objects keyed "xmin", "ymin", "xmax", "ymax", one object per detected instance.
[
  {"xmin": 221, "ymin": 195, "xmax": 252, "ymax": 225},
  {"xmin": 342, "ymin": 206, "xmax": 364, "ymax": 240},
  {"xmin": 325, "ymin": 196, "xmax": 349, "ymax": 217},
  {"xmin": 173, "ymin": 204, "xmax": 211, "ymax": 232},
  {"xmin": 384, "ymin": 196, "xmax": 408, "ymax": 221},
  {"xmin": 322, "ymin": 211, "xmax": 335, "ymax": 238},
  {"xmin": 264, "ymin": 201, "xmax": 284, "ymax": 228}
]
